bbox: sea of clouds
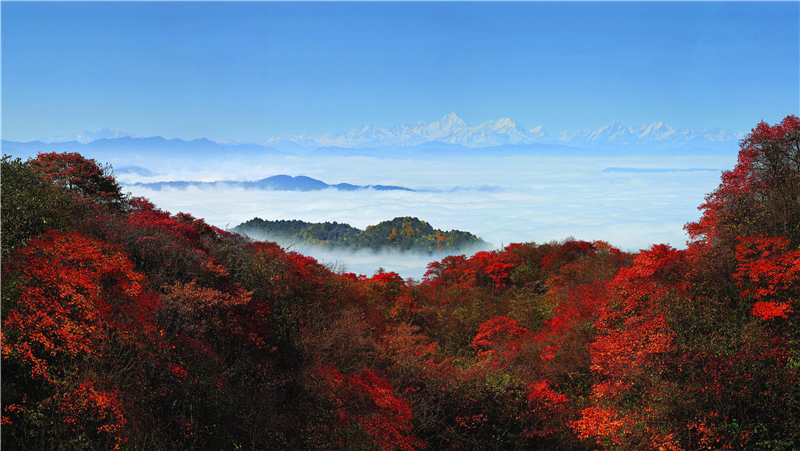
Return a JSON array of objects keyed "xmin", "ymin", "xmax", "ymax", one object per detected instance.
[{"xmin": 113, "ymin": 149, "xmax": 738, "ymax": 280}]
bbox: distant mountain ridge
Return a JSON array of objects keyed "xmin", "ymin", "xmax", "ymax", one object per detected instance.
[
  {"xmin": 19, "ymin": 113, "xmax": 745, "ymax": 151},
  {"xmin": 130, "ymin": 175, "xmax": 414, "ymax": 192},
  {"xmin": 0, "ymin": 136, "xmax": 281, "ymax": 163},
  {"xmin": 261, "ymin": 113, "xmax": 745, "ymax": 149},
  {"xmin": 42, "ymin": 128, "xmax": 134, "ymax": 144}
]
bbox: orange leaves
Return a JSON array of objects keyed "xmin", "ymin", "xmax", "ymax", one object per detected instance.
[
  {"xmin": 600, "ymin": 245, "xmax": 686, "ymax": 329},
  {"xmin": 571, "ymin": 406, "xmax": 633, "ymax": 446},
  {"xmin": 588, "ymin": 314, "xmax": 673, "ymax": 397},
  {"xmin": 686, "ymin": 412, "xmax": 725, "ymax": 450}
]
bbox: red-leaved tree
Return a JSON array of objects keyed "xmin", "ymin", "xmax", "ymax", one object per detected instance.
[{"xmin": 2, "ymin": 230, "xmax": 159, "ymax": 448}]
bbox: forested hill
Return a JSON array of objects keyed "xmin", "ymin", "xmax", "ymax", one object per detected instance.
[{"xmin": 233, "ymin": 216, "xmax": 488, "ymax": 253}]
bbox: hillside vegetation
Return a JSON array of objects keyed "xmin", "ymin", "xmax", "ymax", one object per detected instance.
[
  {"xmin": 233, "ymin": 216, "xmax": 487, "ymax": 254},
  {"xmin": 2, "ymin": 115, "xmax": 799, "ymax": 451}
]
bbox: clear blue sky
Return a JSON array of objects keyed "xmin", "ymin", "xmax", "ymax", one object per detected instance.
[{"xmin": 2, "ymin": 2, "xmax": 798, "ymax": 142}]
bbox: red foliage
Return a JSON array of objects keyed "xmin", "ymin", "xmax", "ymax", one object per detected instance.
[
  {"xmin": 59, "ymin": 380, "xmax": 127, "ymax": 437},
  {"xmin": 424, "ymin": 254, "xmax": 472, "ymax": 288},
  {"xmin": 535, "ymin": 280, "xmax": 607, "ymax": 363},
  {"xmin": 3, "ymin": 230, "xmax": 158, "ymax": 381},
  {"xmin": 750, "ymin": 301, "xmax": 792, "ymax": 321},
  {"xmin": 82, "ymin": 197, "xmax": 243, "ymax": 293},
  {"xmin": 28, "ymin": 152, "xmax": 124, "ymax": 206},
  {"xmin": 313, "ymin": 364, "xmax": 425, "ymax": 451},
  {"xmin": 9, "ymin": 135, "xmax": 800, "ymax": 449},
  {"xmin": 571, "ymin": 245, "xmax": 682, "ymax": 449},
  {"xmin": 687, "ymin": 115, "xmax": 800, "ymax": 245},
  {"xmin": 472, "ymin": 316, "xmax": 530, "ymax": 362},
  {"xmin": 542, "ymin": 240, "xmax": 596, "ymax": 270},
  {"xmin": 2, "ymin": 229, "xmax": 159, "ymax": 444},
  {"xmin": 424, "ymin": 249, "xmax": 522, "ymax": 289},
  {"xmin": 524, "ymin": 379, "xmax": 569, "ymax": 437},
  {"xmin": 734, "ymin": 234, "xmax": 800, "ymax": 320}
]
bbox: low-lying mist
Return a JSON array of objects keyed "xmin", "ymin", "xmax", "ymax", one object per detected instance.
[
  {"xmin": 243, "ymin": 235, "xmax": 489, "ymax": 281},
  {"xmin": 105, "ymin": 149, "xmax": 739, "ymax": 279}
]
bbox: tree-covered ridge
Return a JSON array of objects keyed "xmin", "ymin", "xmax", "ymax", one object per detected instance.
[
  {"xmin": 1, "ymin": 115, "xmax": 799, "ymax": 451},
  {"xmin": 233, "ymin": 216, "xmax": 487, "ymax": 253}
]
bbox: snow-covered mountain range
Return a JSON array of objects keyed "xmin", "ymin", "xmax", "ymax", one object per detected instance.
[
  {"xmin": 43, "ymin": 128, "xmax": 134, "ymax": 144},
  {"xmin": 38, "ymin": 113, "xmax": 745, "ymax": 150},
  {"xmin": 260, "ymin": 113, "xmax": 744, "ymax": 149}
]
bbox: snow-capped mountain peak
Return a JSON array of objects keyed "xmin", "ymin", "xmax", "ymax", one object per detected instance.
[
  {"xmin": 264, "ymin": 115, "xmax": 745, "ymax": 149},
  {"xmin": 439, "ymin": 112, "xmax": 467, "ymax": 129},
  {"xmin": 483, "ymin": 117, "xmax": 520, "ymax": 132},
  {"xmin": 45, "ymin": 115, "xmax": 744, "ymax": 150},
  {"xmin": 43, "ymin": 128, "xmax": 131, "ymax": 144}
]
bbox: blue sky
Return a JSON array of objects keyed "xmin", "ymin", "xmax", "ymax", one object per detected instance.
[{"xmin": 2, "ymin": 1, "xmax": 798, "ymax": 142}]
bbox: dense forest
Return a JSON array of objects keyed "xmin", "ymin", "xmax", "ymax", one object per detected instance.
[
  {"xmin": 233, "ymin": 216, "xmax": 487, "ymax": 254},
  {"xmin": 2, "ymin": 115, "xmax": 799, "ymax": 450}
]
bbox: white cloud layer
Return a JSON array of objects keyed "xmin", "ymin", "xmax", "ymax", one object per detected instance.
[{"xmin": 118, "ymin": 151, "xmax": 737, "ymax": 280}]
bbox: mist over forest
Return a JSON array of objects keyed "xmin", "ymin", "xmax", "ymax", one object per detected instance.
[
  {"xmin": 3, "ymin": 115, "xmax": 799, "ymax": 450},
  {"xmin": 3, "ymin": 1, "xmax": 798, "ymax": 448},
  {"xmin": 2, "ymin": 131, "xmax": 739, "ymax": 279}
]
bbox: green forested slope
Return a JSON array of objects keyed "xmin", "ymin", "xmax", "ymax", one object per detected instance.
[{"xmin": 233, "ymin": 216, "xmax": 487, "ymax": 253}]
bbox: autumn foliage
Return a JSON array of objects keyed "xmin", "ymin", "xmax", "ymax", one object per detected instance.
[{"xmin": 2, "ymin": 115, "xmax": 799, "ymax": 450}]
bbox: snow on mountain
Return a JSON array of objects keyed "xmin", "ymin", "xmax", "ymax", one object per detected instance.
[
  {"xmin": 43, "ymin": 115, "xmax": 745, "ymax": 150},
  {"xmin": 635, "ymin": 121, "xmax": 677, "ymax": 141},
  {"xmin": 527, "ymin": 125, "xmax": 555, "ymax": 142},
  {"xmin": 261, "ymin": 114, "xmax": 744, "ymax": 150},
  {"xmin": 445, "ymin": 117, "xmax": 534, "ymax": 146},
  {"xmin": 43, "ymin": 128, "xmax": 132, "ymax": 144},
  {"xmin": 387, "ymin": 112, "xmax": 470, "ymax": 146},
  {"xmin": 566, "ymin": 120, "xmax": 639, "ymax": 147}
]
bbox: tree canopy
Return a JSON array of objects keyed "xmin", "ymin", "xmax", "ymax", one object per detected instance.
[{"xmin": 2, "ymin": 116, "xmax": 799, "ymax": 450}]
